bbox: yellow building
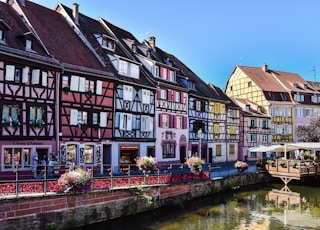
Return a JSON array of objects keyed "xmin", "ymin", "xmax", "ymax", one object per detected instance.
[{"xmin": 225, "ymin": 64, "xmax": 320, "ymax": 143}]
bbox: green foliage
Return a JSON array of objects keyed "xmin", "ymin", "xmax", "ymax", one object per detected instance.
[{"xmin": 134, "ymin": 184, "xmax": 153, "ymax": 205}]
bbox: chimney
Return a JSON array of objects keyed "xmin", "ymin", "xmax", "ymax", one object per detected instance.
[
  {"xmin": 72, "ymin": 3, "xmax": 79, "ymax": 24},
  {"xmin": 262, "ymin": 64, "xmax": 268, "ymax": 72},
  {"xmin": 149, "ymin": 37, "xmax": 156, "ymax": 50}
]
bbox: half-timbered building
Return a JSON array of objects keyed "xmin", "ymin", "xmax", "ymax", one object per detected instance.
[
  {"xmin": 208, "ymin": 84, "xmax": 240, "ymax": 163},
  {"xmin": 226, "ymin": 64, "xmax": 320, "ymax": 144},
  {"xmin": 14, "ymin": 0, "xmax": 116, "ymax": 174},
  {"xmin": 0, "ymin": 1, "xmax": 61, "ymax": 178},
  {"xmin": 232, "ymin": 98, "xmax": 271, "ymax": 161},
  {"xmin": 56, "ymin": 4, "xmax": 157, "ymax": 172},
  {"xmin": 131, "ymin": 37, "xmax": 189, "ymax": 164}
]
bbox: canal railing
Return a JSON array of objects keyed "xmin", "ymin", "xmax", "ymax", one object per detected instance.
[{"xmin": 0, "ymin": 161, "xmax": 259, "ymax": 197}]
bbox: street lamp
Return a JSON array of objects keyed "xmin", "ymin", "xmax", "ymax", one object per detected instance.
[{"xmin": 198, "ymin": 128, "xmax": 203, "ymax": 160}]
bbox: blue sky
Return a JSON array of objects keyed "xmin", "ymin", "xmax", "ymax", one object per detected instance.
[{"xmin": 32, "ymin": 0, "xmax": 320, "ymax": 90}]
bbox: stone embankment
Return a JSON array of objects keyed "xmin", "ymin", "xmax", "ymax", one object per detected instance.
[{"xmin": 0, "ymin": 172, "xmax": 267, "ymax": 229}]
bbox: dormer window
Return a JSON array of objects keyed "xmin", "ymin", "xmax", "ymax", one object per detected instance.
[
  {"xmin": 132, "ymin": 43, "xmax": 137, "ymax": 53},
  {"xmin": 0, "ymin": 20, "xmax": 11, "ymax": 44},
  {"xmin": 95, "ymin": 34, "xmax": 116, "ymax": 51},
  {"xmin": 304, "ymin": 84, "xmax": 308, "ymax": 89},
  {"xmin": 293, "ymin": 83, "xmax": 298, "ymax": 88},
  {"xmin": 0, "ymin": 30, "xmax": 3, "ymax": 41},
  {"xmin": 257, "ymin": 106, "xmax": 261, "ymax": 113},
  {"xmin": 268, "ymin": 92, "xmax": 275, "ymax": 100},
  {"xmin": 25, "ymin": 39, "xmax": 32, "ymax": 50},
  {"xmin": 245, "ymin": 105, "xmax": 250, "ymax": 112},
  {"xmin": 280, "ymin": 93, "xmax": 287, "ymax": 101},
  {"xmin": 187, "ymin": 81, "xmax": 195, "ymax": 90}
]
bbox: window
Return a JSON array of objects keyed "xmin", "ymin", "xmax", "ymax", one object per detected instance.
[
  {"xmin": 152, "ymin": 65, "xmax": 159, "ymax": 77},
  {"xmin": 4, "ymin": 148, "xmax": 31, "ymax": 169},
  {"xmin": 66, "ymin": 144, "xmax": 77, "ymax": 165},
  {"xmin": 30, "ymin": 106, "xmax": 44, "ymax": 125},
  {"xmin": 77, "ymin": 111, "xmax": 88, "ymax": 125},
  {"xmin": 262, "ymin": 135, "xmax": 268, "ymax": 143},
  {"xmin": 250, "ymin": 119, "xmax": 256, "ymax": 128},
  {"xmin": 188, "ymin": 81, "xmax": 195, "ymax": 90},
  {"xmin": 25, "ymin": 39, "xmax": 32, "ymax": 50},
  {"xmin": 175, "ymin": 91, "xmax": 180, "ymax": 103},
  {"xmin": 123, "ymin": 85, "xmax": 133, "ymax": 101},
  {"xmin": 268, "ymin": 92, "xmax": 275, "ymax": 100},
  {"xmin": 216, "ymin": 145, "xmax": 222, "ymax": 156},
  {"xmin": 294, "ymin": 93, "xmax": 304, "ymax": 102},
  {"xmin": 280, "ymin": 93, "xmax": 287, "ymax": 101},
  {"xmin": 101, "ymin": 36, "xmax": 115, "ymax": 50},
  {"xmin": 176, "ymin": 116, "xmax": 183, "ymax": 129},
  {"xmin": 92, "ymin": 112, "xmax": 108, "ymax": 128},
  {"xmin": 248, "ymin": 81, "xmax": 252, "ymax": 87},
  {"xmin": 119, "ymin": 113, "xmax": 132, "ymax": 130},
  {"xmin": 62, "ymin": 76, "xmax": 69, "ymax": 88},
  {"xmin": 159, "ymin": 114, "xmax": 169, "ymax": 128},
  {"xmin": 0, "ymin": 30, "xmax": 3, "ymax": 41},
  {"xmin": 85, "ymin": 79, "xmax": 95, "ymax": 92},
  {"xmin": 245, "ymin": 105, "xmax": 250, "ymax": 112},
  {"xmin": 141, "ymin": 115, "xmax": 153, "ymax": 131},
  {"xmin": 2, "ymin": 104, "xmax": 19, "ymax": 125},
  {"xmin": 250, "ymin": 134, "xmax": 257, "ymax": 142},
  {"xmin": 160, "ymin": 89, "xmax": 167, "ymax": 100},
  {"xmin": 80, "ymin": 145, "xmax": 94, "ymax": 164},
  {"xmin": 142, "ymin": 89, "xmax": 151, "ymax": 104},
  {"xmin": 229, "ymin": 144, "xmax": 235, "ymax": 155},
  {"xmin": 118, "ymin": 60, "xmax": 140, "ymax": 79},
  {"xmin": 196, "ymin": 100, "xmax": 205, "ymax": 112},
  {"xmin": 262, "ymin": 120, "xmax": 269, "ymax": 128}
]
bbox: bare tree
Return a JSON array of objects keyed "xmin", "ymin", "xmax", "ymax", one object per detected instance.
[{"xmin": 296, "ymin": 116, "xmax": 320, "ymax": 142}]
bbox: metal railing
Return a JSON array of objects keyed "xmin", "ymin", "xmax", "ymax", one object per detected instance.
[{"xmin": 0, "ymin": 161, "xmax": 258, "ymax": 197}]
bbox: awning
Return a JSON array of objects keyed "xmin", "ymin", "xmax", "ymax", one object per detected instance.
[{"xmin": 120, "ymin": 146, "xmax": 139, "ymax": 151}]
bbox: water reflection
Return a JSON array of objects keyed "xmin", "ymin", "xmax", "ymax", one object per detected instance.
[{"xmin": 82, "ymin": 183, "xmax": 320, "ymax": 230}]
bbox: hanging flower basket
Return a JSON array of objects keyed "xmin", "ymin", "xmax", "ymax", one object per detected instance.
[
  {"xmin": 136, "ymin": 156, "xmax": 159, "ymax": 174},
  {"xmin": 186, "ymin": 156, "xmax": 205, "ymax": 173},
  {"xmin": 57, "ymin": 167, "xmax": 92, "ymax": 193},
  {"xmin": 234, "ymin": 160, "xmax": 249, "ymax": 172}
]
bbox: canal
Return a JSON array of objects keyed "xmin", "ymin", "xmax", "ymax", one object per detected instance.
[{"xmin": 80, "ymin": 181, "xmax": 320, "ymax": 230}]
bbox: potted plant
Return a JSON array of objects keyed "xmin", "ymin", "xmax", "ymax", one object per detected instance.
[
  {"xmin": 136, "ymin": 156, "xmax": 158, "ymax": 174},
  {"xmin": 234, "ymin": 160, "xmax": 249, "ymax": 172},
  {"xmin": 186, "ymin": 156, "xmax": 205, "ymax": 173},
  {"xmin": 57, "ymin": 167, "xmax": 92, "ymax": 193}
]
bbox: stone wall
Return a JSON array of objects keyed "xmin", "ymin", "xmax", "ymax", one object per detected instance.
[{"xmin": 0, "ymin": 172, "xmax": 267, "ymax": 229}]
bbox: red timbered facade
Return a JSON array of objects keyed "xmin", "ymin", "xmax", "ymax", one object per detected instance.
[{"xmin": 0, "ymin": 2, "xmax": 61, "ymax": 178}]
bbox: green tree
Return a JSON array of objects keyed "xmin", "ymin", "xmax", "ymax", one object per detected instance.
[{"xmin": 296, "ymin": 116, "xmax": 320, "ymax": 142}]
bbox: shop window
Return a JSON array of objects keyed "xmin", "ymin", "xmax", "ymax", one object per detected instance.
[
  {"xmin": 66, "ymin": 144, "xmax": 77, "ymax": 165},
  {"xmin": 3, "ymin": 148, "xmax": 31, "ymax": 169}
]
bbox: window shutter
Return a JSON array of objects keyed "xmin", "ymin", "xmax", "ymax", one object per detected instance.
[
  {"xmin": 42, "ymin": 71, "xmax": 47, "ymax": 87},
  {"xmin": 22, "ymin": 67, "xmax": 29, "ymax": 83},
  {"xmin": 183, "ymin": 116, "xmax": 187, "ymax": 129},
  {"xmin": 5, "ymin": 65, "xmax": 15, "ymax": 81},
  {"xmin": 172, "ymin": 115, "xmax": 176, "ymax": 128},
  {"xmin": 149, "ymin": 117, "xmax": 154, "ymax": 132},
  {"xmin": 96, "ymin": 80, "xmax": 102, "ymax": 95},
  {"xmin": 119, "ymin": 113, "xmax": 124, "ymax": 130},
  {"xmin": 159, "ymin": 113, "xmax": 163, "ymax": 127},
  {"xmin": 32, "ymin": 69, "xmax": 40, "ymax": 84},
  {"xmin": 167, "ymin": 89, "xmax": 173, "ymax": 101},
  {"xmin": 70, "ymin": 109, "xmax": 78, "ymax": 125},
  {"xmin": 167, "ymin": 69, "xmax": 171, "ymax": 80},
  {"xmin": 79, "ymin": 77, "xmax": 86, "ymax": 92},
  {"xmin": 142, "ymin": 89, "xmax": 150, "ymax": 104},
  {"xmin": 130, "ymin": 63, "xmax": 139, "ymax": 78},
  {"xmin": 127, "ymin": 114, "xmax": 132, "ymax": 130},
  {"xmin": 100, "ymin": 112, "xmax": 107, "ymax": 127},
  {"xmin": 119, "ymin": 60, "xmax": 128, "ymax": 75},
  {"xmin": 123, "ymin": 85, "xmax": 133, "ymax": 101},
  {"xmin": 70, "ymin": 75, "xmax": 79, "ymax": 91}
]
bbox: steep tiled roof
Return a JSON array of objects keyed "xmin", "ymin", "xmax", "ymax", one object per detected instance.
[
  {"xmin": 60, "ymin": 4, "xmax": 155, "ymax": 87},
  {"xmin": 0, "ymin": 2, "xmax": 47, "ymax": 56},
  {"xmin": 238, "ymin": 65, "xmax": 317, "ymax": 94},
  {"xmin": 232, "ymin": 98, "xmax": 269, "ymax": 117},
  {"xmin": 209, "ymin": 84, "xmax": 240, "ymax": 108},
  {"xmin": 18, "ymin": 1, "xmax": 105, "ymax": 71}
]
